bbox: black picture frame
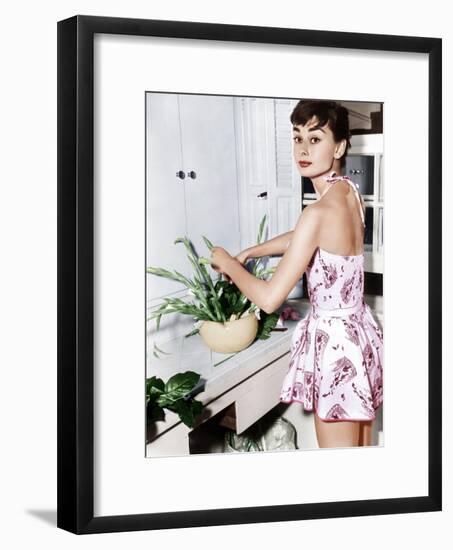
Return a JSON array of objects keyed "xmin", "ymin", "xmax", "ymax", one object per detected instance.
[{"xmin": 57, "ymin": 15, "xmax": 442, "ymax": 534}]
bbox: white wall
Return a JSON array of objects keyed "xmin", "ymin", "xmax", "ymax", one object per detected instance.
[{"xmin": 0, "ymin": 1, "xmax": 450, "ymax": 548}]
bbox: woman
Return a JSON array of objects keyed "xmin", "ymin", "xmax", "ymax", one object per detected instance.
[{"xmin": 210, "ymin": 99, "xmax": 383, "ymax": 449}]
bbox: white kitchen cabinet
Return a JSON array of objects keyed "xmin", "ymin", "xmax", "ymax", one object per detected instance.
[
  {"xmin": 146, "ymin": 93, "xmax": 187, "ymax": 303},
  {"xmin": 146, "ymin": 93, "xmax": 241, "ymax": 308},
  {"xmin": 234, "ymin": 97, "xmax": 301, "ymax": 251},
  {"xmin": 270, "ymin": 99, "xmax": 302, "ymax": 240}
]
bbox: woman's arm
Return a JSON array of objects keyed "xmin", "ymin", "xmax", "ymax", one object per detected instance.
[
  {"xmin": 242, "ymin": 230, "xmax": 294, "ymax": 259},
  {"xmin": 224, "ymin": 207, "xmax": 320, "ymax": 314}
]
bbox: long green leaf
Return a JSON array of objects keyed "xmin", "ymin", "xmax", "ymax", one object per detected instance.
[
  {"xmin": 173, "ymin": 270, "xmax": 197, "ymax": 289},
  {"xmin": 186, "ymin": 254, "xmax": 218, "ymax": 317},
  {"xmin": 197, "ymin": 262, "xmax": 225, "ymax": 322},
  {"xmin": 146, "ymin": 266, "xmax": 188, "ymax": 286},
  {"xmin": 202, "ymin": 235, "xmax": 214, "ymax": 251},
  {"xmin": 175, "ymin": 236, "xmax": 226, "ymax": 322},
  {"xmin": 148, "ymin": 297, "xmax": 216, "ymax": 324},
  {"xmin": 257, "ymin": 214, "xmax": 267, "ymax": 244},
  {"xmin": 184, "ymin": 327, "xmax": 200, "ymax": 338},
  {"xmin": 153, "ymin": 342, "xmax": 172, "ymax": 356}
]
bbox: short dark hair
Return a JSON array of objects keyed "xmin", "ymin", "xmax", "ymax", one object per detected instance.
[{"xmin": 290, "ymin": 99, "xmax": 351, "ymax": 169}]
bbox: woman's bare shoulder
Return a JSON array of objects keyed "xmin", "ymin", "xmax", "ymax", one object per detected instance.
[
  {"xmin": 292, "ymin": 203, "xmax": 323, "ymax": 236},
  {"xmin": 309, "ymin": 199, "xmax": 332, "ymax": 219},
  {"xmin": 299, "ymin": 201, "xmax": 324, "ymax": 222},
  {"xmin": 311, "ymin": 198, "xmax": 347, "ymax": 234}
]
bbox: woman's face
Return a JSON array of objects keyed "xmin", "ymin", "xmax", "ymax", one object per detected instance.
[{"xmin": 292, "ymin": 116, "xmax": 346, "ymax": 178}]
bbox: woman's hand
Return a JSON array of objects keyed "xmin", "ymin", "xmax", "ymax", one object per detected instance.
[
  {"xmin": 210, "ymin": 247, "xmax": 235, "ymax": 281},
  {"xmin": 235, "ymin": 250, "xmax": 250, "ymax": 267}
]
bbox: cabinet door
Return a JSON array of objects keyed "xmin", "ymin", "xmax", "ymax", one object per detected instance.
[
  {"xmin": 234, "ymin": 98, "xmax": 301, "ymax": 246},
  {"xmin": 269, "ymin": 99, "xmax": 302, "ymax": 244},
  {"xmin": 269, "ymin": 99, "xmax": 304, "ymax": 296},
  {"xmin": 234, "ymin": 97, "xmax": 273, "ymax": 250},
  {"xmin": 146, "ymin": 93, "xmax": 188, "ymax": 303},
  {"xmin": 179, "ymin": 95, "xmax": 241, "ymax": 261}
]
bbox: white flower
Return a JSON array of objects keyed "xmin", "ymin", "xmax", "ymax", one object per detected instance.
[{"xmin": 254, "ymin": 308, "xmax": 261, "ymax": 320}]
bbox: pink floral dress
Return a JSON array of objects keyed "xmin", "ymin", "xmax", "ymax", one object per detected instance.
[{"xmin": 279, "ymin": 172, "xmax": 383, "ymax": 422}]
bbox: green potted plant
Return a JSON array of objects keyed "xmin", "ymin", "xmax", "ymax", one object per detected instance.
[
  {"xmin": 146, "ymin": 371, "xmax": 203, "ymax": 440},
  {"xmin": 146, "ymin": 214, "xmax": 279, "ymax": 353}
]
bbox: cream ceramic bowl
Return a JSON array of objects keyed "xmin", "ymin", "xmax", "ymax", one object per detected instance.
[{"xmin": 199, "ymin": 313, "xmax": 259, "ymax": 353}]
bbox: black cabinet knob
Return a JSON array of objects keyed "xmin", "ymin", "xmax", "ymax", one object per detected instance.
[{"xmin": 176, "ymin": 170, "xmax": 185, "ymax": 179}]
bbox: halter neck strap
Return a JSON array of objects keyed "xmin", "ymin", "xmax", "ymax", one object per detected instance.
[
  {"xmin": 324, "ymin": 170, "xmax": 352, "ymax": 184},
  {"xmin": 320, "ymin": 171, "xmax": 365, "ymax": 227}
]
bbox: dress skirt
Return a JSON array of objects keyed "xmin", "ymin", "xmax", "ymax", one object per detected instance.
[{"xmin": 279, "ymin": 299, "xmax": 383, "ymax": 422}]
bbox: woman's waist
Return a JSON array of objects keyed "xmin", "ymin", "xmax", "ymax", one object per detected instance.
[{"xmin": 309, "ymin": 299, "xmax": 365, "ymax": 318}]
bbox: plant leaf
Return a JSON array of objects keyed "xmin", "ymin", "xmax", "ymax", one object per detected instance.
[
  {"xmin": 146, "ymin": 376, "xmax": 165, "ymax": 405},
  {"xmin": 166, "ymin": 398, "xmax": 204, "ymax": 428},
  {"xmin": 257, "ymin": 214, "xmax": 267, "ymax": 244},
  {"xmin": 184, "ymin": 327, "xmax": 200, "ymax": 338},
  {"xmin": 255, "ymin": 312, "xmax": 279, "ymax": 340},
  {"xmin": 157, "ymin": 371, "xmax": 201, "ymax": 407},
  {"xmin": 202, "ymin": 235, "xmax": 214, "ymax": 251},
  {"xmin": 153, "ymin": 342, "xmax": 172, "ymax": 356},
  {"xmin": 146, "ymin": 266, "xmax": 188, "ymax": 287}
]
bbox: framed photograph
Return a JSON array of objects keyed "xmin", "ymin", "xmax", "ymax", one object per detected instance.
[{"xmin": 57, "ymin": 15, "xmax": 442, "ymax": 534}]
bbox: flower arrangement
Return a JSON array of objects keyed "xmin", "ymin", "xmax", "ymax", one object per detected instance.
[{"xmin": 146, "ymin": 214, "xmax": 280, "ymax": 341}]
